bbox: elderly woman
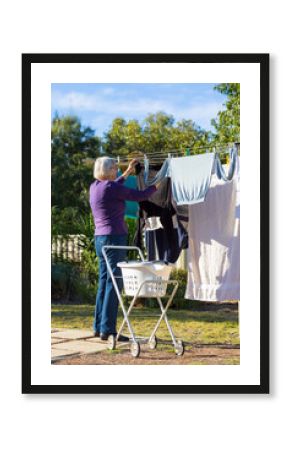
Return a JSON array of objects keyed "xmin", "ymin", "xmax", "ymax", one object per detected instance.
[{"xmin": 89, "ymin": 156, "xmax": 158, "ymax": 341}]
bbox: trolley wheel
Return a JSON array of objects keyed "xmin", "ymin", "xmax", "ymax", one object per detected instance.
[
  {"xmin": 175, "ymin": 340, "xmax": 184, "ymax": 356},
  {"xmin": 108, "ymin": 334, "xmax": 116, "ymax": 350},
  {"xmin": 148, "ymin": 336, "xmax": 157, "ymax": 350},
  {"xmin": 130, "ymin": 342, "xmax": 140, "ymax": 358}
]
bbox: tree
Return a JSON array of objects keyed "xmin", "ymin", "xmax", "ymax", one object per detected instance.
[
  {"xmin": 102, "ymin": 118, "xmax": 145, "ymax": 156},
  {"xmin": 211, "ymin": 83, "xmax": 240, "ymax": 144},
  {"xmin": 142, "ymin": 112, "xmax": 175, "ymax": 153},
  {"xmin": 102, "ymin": 112, "xmax": 211, "ymax": 157},
  {"xmin": 170, "ymin": 119, "xmax": 212, "ymax": 153},
  {"xmin": 101, "ymin": 118, "xmax": 127, "ymax": 156},
  {"xmin": 51, "ymin": 115, "xmax": 101, "ymax": 218}
]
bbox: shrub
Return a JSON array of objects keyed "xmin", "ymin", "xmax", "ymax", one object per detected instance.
[
  {"xmin": 51, "ymin": 260, "xmax": 79, "ymax": 301},
  {"xmin": 51, "ymin": 211, "xmax": 98, "ymax": 303},
  {"xmin": 52, "ymin": 258, "xmax": 98, "ymax": 304}
]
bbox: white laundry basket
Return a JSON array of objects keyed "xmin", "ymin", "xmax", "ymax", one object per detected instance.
[{"xmin": 117, "ymin": 261, "xmax": 173, "ymax": 297}]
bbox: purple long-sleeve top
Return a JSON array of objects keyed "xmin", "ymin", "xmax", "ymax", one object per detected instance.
[{"xmin": 89, "ymin": 175, "xmax": 157, "ymax": 235}]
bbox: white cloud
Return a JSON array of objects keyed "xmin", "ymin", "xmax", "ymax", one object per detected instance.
[
  {"xmin": 101, "ymin": 87, "xmax": 115, "ymax": 95},
  {"xmin": 52, "ymin": 90, "xmax": 171, "ymax": 114},
  {"xmin": 173, "ymin": 102, "xmax": 226, "ymax": 125},
  {"xmin": 52, "ymin": 88, "xmax": 226, "ymax": 133},
  {"xmin": 52, "ymin": 91, "xmax": 97, "ymax": 110}
]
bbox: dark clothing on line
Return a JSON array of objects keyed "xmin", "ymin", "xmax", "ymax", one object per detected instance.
[{"xmin": 134, "ymin": 164, "xmax": 188, "ymax": 263}]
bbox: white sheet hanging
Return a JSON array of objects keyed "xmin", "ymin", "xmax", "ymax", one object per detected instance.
[{"xmin": 185, "ymin": 171, "xmax": 240, "ymax": 301}]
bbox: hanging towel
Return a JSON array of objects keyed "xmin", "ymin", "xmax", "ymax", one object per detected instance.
[
  {"xmin": 214, "ymin": 146, "xmax": 238, "ymax": 182},
  {"xmin": 143, "ymin": 157, "xmax": 170, "ymax": 186},
  {"xmin": 185, "ymin": 169, "xmax": 240, "ymax": 301},
  {"xmin": 169, "ymin": 153, "xmax": 215, "ymax": 205},
  {"xmin": 124, "ymin": 175, "xmax": 139, "ymax": 219},
  {"xmin": 117, "ymin": 171, "xmax": 139, "ymax": 219}
]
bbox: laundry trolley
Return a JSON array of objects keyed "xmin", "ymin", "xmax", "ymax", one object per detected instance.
[{"xmin": 102, "ymin": 245, "xmax": 184, "ymax": 358}]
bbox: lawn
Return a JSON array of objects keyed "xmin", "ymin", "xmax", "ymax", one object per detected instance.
[{"xmin": 51, "ymin": 302, "xmax": 239, "ymax": 346}]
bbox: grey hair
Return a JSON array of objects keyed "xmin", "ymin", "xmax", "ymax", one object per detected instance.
[{"xmin": 93, "ymin": 156, "xmax": 117, "ymax": 180}]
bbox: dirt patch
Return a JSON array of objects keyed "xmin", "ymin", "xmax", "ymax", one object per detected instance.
[{"xmin": 52, "ymin": 344, "xmax": 240, "ymax": 365}]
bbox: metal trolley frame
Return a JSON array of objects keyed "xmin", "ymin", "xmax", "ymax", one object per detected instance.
[{"xmin": 102, "ymin": 245, "xmax": 184, "ymax": 358}]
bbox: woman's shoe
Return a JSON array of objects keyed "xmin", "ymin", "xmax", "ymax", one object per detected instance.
[
  {"xmin": 100, "ymin": 333, "xmax": 109, "ymax": 341},
  {"xmin": 100, "ymin": 333, "xmax": 129, "ymax": 342}
]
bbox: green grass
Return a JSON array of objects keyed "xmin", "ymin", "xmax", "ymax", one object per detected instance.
[
  {"xmin": 51, "ymin": 303, "xmax": 239, "ymax": 345},
  {"xmin": 190, "ymin": 357, "xmax": 240, "ymax": 365}
]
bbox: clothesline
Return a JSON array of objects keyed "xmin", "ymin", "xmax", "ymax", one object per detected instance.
[
  {"xmin": 115, "ymin": 142, "xmax": 240, "ymax": 163},
  {"xmin": 131, "ymin": 146, "xmax": 240, "ymax": 301}
]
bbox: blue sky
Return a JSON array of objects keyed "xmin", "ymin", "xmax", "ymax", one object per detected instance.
[{"xmin": 51, "ymin": 83, "xmax": 227, "ymax": 137}]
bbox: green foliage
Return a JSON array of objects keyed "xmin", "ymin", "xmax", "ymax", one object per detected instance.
[
  {"xmin": 51, "ymin": 212, "xmax": 98, "ymax": 303},
  {"xmin": 52, "ymin": 206, "xmax": 81, "ymax": 236},
  {"xmin": 102, "ymin": 112, "xmax": 212, "ymax": 157},
  {"xmin": 51, "ymin": 115, "xmax": 101, "ymax": 215},
  {"xmin": 80, "ymin": 245, "xmax": 98, "ymax": 286},
  {"xmin": 125, "ymin": 217, "xmax": 137, "ymax": 245},
  {"xmin": 102, "ymin": 118, "xmax": 145, "ymax": 155},
  {"xmin": 169, "ymin": 268, "xmax": 188, "ymax": 307},
  {"xmin": 51, "ymin": 260, "xmax": 79, "ymax": 301},
  {"xmin": 52, "ymin": 255, "xmax": 98, "ymax": 304},
  {"xmin": 211, "ymin": 83, "xmax": 240, "ymax": 144},
  {"xmin": 165, "ymin": 268, "xmax": 197, "ymax": 309},
  {"xmin": 52, "ymin": 205, "xmax": 96, "ymax": 238}
]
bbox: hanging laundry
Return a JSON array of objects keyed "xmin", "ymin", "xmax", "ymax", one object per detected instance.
[
  {"xmin": 169, "ymin": 153, "xmax": 215, "ymax": 205},
  {"xmin": 185, "ymin": 169, "xmax": 240, "ymax": 302},
  {"xmin": 117, "ymin": 170, "xmax": 139, "ymax": 219},
  {"xmin": 145, "ymin": 219, "xmax": 188, "ymax": 263},
  {"xmin": 143, "ymin": 157, "xmax": 170, "ymax": 186},
  {"xmin": 171, "ymin": 199, "xmax": 189, "ymax": 233},
  {"xmin": 214, "ymin": 146, "xmax": 238, "ymax": 182},
  {"xmin": 134, "ymin": 167, "xmax": 174, "ymax": 253},
  {"xmin": 123, "ymin": 175, "xmax": 139, "ymax": 220},
  {"xmin": 134, "ymin": 164, "xmax": 188, "ymax": 263},
  {"xmin": 144, "ymin": 216, "xmax": 163, "ymax": 231}
]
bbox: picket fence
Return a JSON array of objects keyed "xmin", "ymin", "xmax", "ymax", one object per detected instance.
[
  {"xmin": 51, "ymin": 234, "xmax": 188, "ymax": 269},
  {"xmin": 51, "ymin": 235, "xmax": 85, "ymax": 262}
]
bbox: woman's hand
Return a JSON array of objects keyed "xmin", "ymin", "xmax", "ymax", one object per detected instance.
[
  {"xmin": 127, "ymin": 158, "xmax": 138, "ymax": 173},
  {"xmin": 122, "ymin": 159, "xmax": 138, "ymax": 178}
]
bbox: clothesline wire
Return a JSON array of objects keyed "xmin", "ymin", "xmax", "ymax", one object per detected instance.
[
  {"xmin": 145, "ymin": 142, "xmax": 239, "ymax": 156},
  {"xmin": 145, "ymin": 148, "xmax": 234, "ymax": 158},
  {"xmin": 115, "ymin": 142, "xmax": 240, "ymax": 162}
]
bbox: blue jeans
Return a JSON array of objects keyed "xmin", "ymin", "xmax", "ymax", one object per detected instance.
[{"xmin": 93, "ymin": 235, "xmax": 127, "ymax": 335}]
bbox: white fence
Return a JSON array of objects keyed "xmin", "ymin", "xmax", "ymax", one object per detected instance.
[
  {"xmin": 51, "ymin": 235, "xmax": 85, "ymax": 262},
  {"xmin": 51, "ymin": 234, "xmax": 188, "ymax": 269}
]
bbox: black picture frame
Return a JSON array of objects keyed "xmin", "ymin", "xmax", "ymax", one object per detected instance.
[{"xmin": 22, "ymin": 53, "xmax": 269, "ymax": 394}]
